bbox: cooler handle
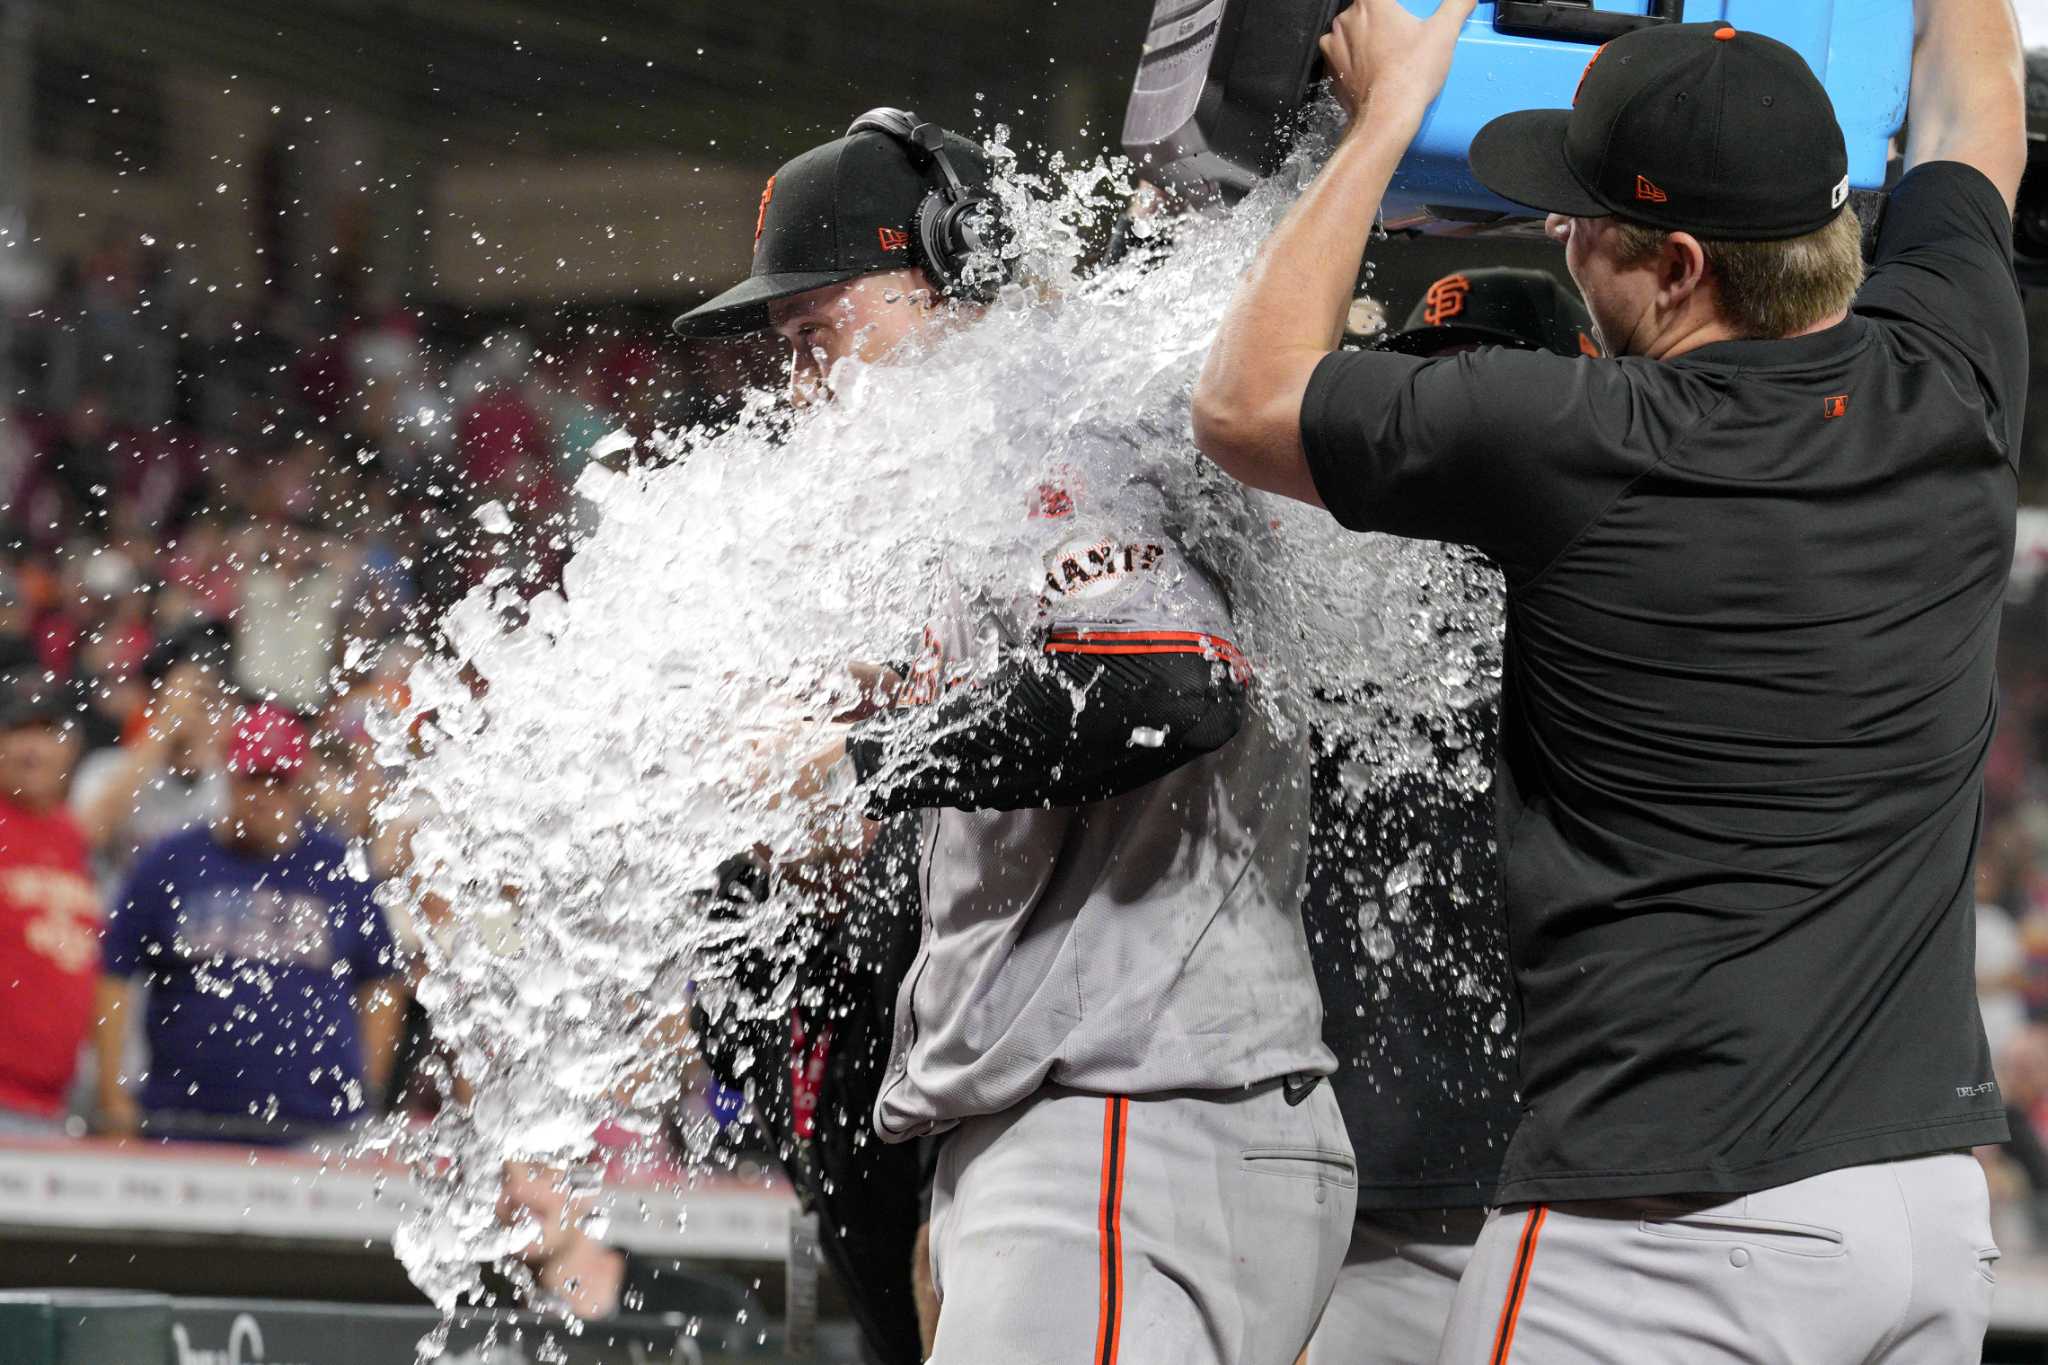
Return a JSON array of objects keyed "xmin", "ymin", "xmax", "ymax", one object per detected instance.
[{"xmin": 1493, "ymin": 0, "xmax": 1686, "ymax": 44}]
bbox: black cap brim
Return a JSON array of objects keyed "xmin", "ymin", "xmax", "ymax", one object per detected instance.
[
  {"xmin": 0, "ymin": 700, "xmax": 63, "ymax": 731},
  {"xmin": 1469, "ymin": 110, "xmax": 1611, "ymax": 220},
  {"xmin": 671, "ymin": 268, "xmax": 869, "ymax": 339},
  {"xmin": 1377, "ymin": 324, "xmax": 1539, "ymax": 357}
]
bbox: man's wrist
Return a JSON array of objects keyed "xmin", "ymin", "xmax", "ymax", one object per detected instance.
[
  {"xmin": 820, "ymin": 745, "xmax": 859, "ymax": 807},
  {"xmin": 1342, "ymin": 97, "xmax": 1428, "ymax": 149}
]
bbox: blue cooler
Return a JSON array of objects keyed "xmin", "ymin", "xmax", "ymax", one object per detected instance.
[{"xmin": 1123, "ymin": 0, "xmax": 1910, "ymax": 227}]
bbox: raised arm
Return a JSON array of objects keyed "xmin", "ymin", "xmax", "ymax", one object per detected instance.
[
  {"xmin": 1904, "ymin": 0, "xmax": 2027, "ymax": 211},
  {"xmin": 1191, "ymin": 0, "xmax": 1474, "ymax": 504},
  {"xmin": 355, "ymin": 978, "xmax": 406, "ymax": 1105},
  {"xmin": 93, "ymin": 977, "xmax": 141, "ymax": 1136}
]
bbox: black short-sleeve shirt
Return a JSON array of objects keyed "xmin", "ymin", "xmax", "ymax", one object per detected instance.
[{"xmin": 1301, "ymin": 162, "xmax": 2022, "ymax": 1204}]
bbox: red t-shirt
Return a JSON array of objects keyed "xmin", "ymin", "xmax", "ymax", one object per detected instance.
[{"xmin": 0, "ymin": 800, "xmax": 100, "ymax": 1116}]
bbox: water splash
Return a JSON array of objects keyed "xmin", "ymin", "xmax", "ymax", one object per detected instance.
[{"xmin": 374, "ymin": 117, "xmax": 1503, "ymax": 1311}]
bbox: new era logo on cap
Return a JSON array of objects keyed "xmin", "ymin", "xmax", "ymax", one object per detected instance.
[
  {"xmin": 878, "ymin": 226, "xmax": 910, "ymax": 252},
  {"xmin": 1635, "ymin": 176, "xmax": 1669, "ymax": 204}
]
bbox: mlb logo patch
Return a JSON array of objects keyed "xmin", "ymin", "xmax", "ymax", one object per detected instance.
[{"xmin": 1822, "ymin": 394, "xmax": 1848, "ymax": 420}]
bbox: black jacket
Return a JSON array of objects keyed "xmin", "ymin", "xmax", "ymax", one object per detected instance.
[{"xmin": 695, "ymin": 817, "xmax": 928, "ymax": 1365}]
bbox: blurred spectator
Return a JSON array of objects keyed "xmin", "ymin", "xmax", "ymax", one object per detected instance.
[
  {"xmin": 1982, "ymin": 851, "xmax": 2029, "ymax": 1058},
  {"xmin": 156, "ymin": 517, "xmax": 242, "ymax": 626},
  {"xmin": 0, "ymin": 564, "xmax": 35, "ymax": 674},
  {"xmin": 0, "ymin": 672, "xmax": 99, "ymax": 1135},
  {"xmin": 232, "ymin": 517, "xmax": 358, "ymax": 714},
  {"xmin": 70, "ymin": 637, "xmax": 234, "ymax": 875},
  {"xmin": 36, "ymin": 392, "xmax": 118, "ymax": 541},
  {"xmin": 94, "ymin": 703, "xmax": 401, "ymax": 1145},
  {"xmin": 455, "ymin": 332, "xmax": 553, "ymax": 504},
  {"xmin": 67, "ymin": 581, "xmax": 152, "ymax": 755},
  {"xmin": 45, "ymin": 232, "xmax": 175, "ymax": 429}
]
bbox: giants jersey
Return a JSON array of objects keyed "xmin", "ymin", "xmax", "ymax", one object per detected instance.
[{"xmin": 872, "ymin": 477, "xmax": 1333, "ymax": 1138}]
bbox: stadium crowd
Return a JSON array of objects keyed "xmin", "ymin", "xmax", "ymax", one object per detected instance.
[{"xmin": 0, "ymin": 241, "xmax": 771, "ymax": 1150}]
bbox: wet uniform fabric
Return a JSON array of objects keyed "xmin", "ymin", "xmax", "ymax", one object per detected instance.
[
  {"xmin": 871, "ymin": 473, "xmax": 1334, "ymax": 1139},
  {"xmin": 867, "ymin": 467, "xmax": 1349, "ymax": 1365}
]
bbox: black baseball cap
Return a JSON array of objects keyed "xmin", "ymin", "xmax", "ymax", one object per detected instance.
[
  {"xmin": 672, "ymin": 122, "xmax": 994, "ymax": 338},
  {"xmin": 0, "ymin": 670, "xmax": 65, "ymax": 732},
  {"xmin": 1380, "ymin": 267, "xmax": 1598, "ymax": 358},
  {"xmin": 1470, "ymin": 22, "xmax": 1850, "ymax": 240}
]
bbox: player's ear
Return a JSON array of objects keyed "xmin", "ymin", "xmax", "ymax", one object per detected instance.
[{"xmin": 1661, "ymin": 232, "xmax": 1709, "ymax": 309}]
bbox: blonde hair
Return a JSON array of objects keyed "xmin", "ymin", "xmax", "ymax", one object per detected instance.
[{"xmin": 1610, "ymin": 208, "xmax": 1865, "ymax": 340}]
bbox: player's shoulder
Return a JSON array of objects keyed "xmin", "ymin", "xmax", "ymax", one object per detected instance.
[{"xmin": 1873, "ymin": 161, "xmax": 2015, "ymax": 266}]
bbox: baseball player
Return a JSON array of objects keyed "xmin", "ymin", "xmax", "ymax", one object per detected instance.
[
  {"xmin": 673, "ymin": 110, "xmax": 1354, "ymax": 1364},
  {"xmin": 1195, "ymin": 0, "xmax": 2024, "ymax": 1360},
  {"xmin": 1302, "ymin": 269, "xmax": 1594, "ymax": 1365}
]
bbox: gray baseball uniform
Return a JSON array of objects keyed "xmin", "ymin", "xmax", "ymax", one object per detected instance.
[
  {"xmin": 858, "ymin": 469, "xmax": 1353, "ymax": 1364},
  {"xmin": 871, "ymin": 475, "xmax": 1335, "ymax": 1139},
  {"xmin": 1436, "ymin": 1153, "xmax": 1996, "ymax": 1365},
  {"xmin": 928, "ymin": 1080, "xmax": 1356, "ymax": 1365},
  {"xmin": 1310, "ymin": 1209, "xmax": 1488, "ymax": 1365}
]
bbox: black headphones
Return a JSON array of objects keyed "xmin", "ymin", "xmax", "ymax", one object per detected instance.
[{"xmin": 846, "ymin": 107, "xmax": 1006, "ymax": 303}]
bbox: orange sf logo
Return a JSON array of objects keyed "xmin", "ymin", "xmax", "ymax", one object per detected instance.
[
  {"xmin": 1422, "ymin": 274, "xmax": 1471, "ymax": 327},
  {"xmin": 1573, "ymin": 43, "xmax": 1608, "ymax": 105},
  {"xmin": 754, "ymin": 175, "xmax": 776, "ymax": 247}
]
